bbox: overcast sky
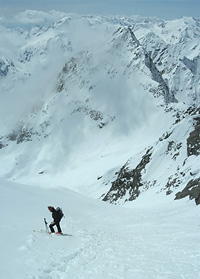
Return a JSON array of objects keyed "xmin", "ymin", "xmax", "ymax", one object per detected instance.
[{"xmin": 0, "ymin": 0, "xmax": 199, "ymax": 20}]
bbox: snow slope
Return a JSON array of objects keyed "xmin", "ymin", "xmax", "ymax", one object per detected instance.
[
  {"xmin": 1, "ymin": 11, "xmax": 200, "ymax": 278},
  {"xmin": 1, "ymin": 178, "xmax": 200, "ymax": 279}
]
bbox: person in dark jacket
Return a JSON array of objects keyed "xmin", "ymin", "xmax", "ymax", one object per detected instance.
[{"xmin": 48, "ymin": 206, "xmax": 62, "ymax": 234}]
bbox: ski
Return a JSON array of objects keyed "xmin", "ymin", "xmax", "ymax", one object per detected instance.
[
  {"xmin": 33, "ymin": 230, "xmax": 71, "ymax": 236},
  {"xmin": 33, "ymin": 230, "xmax": 67, "ymax": 235},
  {"xmin": 33, "ymin": 229, "xmax": 49, "ymax": 234}
]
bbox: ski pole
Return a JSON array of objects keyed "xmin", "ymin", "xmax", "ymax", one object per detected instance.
[{"xmin": 44, "ymin": 218, "xmax": 49, "ymax": 233}]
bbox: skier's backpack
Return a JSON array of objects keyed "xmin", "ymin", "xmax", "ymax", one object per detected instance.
[{"xmin": 56, "ymin": 207, "xmax": 64, "ymax": 219}]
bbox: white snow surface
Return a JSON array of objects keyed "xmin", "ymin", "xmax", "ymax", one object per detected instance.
[
  {"xmin": 0, "ymin": 11, "xmax": 200, "ymax": 279},
  {"xmin": 1, "ymin": 178, "xmax": 200, "ymax": 279}
]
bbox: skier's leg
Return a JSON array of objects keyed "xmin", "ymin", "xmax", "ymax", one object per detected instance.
[
  {"xmin": 56, "ymin": 222, "xmax": 62, "ymax": 233},
  {"xmin": 49, "ymin": 221, "xmax": 56, "ymax": 233}
]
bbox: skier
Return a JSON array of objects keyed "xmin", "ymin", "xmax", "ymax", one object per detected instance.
[{"xmin": 48, "ymin": 206, "xmax": 63, "ymax": 234}]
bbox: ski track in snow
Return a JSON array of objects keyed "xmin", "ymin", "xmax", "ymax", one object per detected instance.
[{"xmin": 18, "ymin": 207, "xmax": 200, "ymax": 279}]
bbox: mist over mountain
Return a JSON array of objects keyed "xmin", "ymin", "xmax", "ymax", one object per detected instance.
[{"xmin": 0, "ymin": 12, "xmax": 200, "ymax": 205}]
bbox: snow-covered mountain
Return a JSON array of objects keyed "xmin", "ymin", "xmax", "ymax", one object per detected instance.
[
  {"xmin": 1, "ymin": 11, "xmax": 200, "ymax": 279},
  {"xmin": 0, "ymin": 11, "xmax": 200, "ymax": 205}
]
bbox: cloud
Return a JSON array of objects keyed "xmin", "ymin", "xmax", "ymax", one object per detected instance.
[{"xmin": 13, "ymin": 10, "xmax": 67, "ymax": 24}]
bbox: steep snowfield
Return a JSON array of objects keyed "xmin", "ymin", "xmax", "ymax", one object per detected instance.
[{"xmin": 1, "ymin": 178, "xmax": 200, "ymax": 279}]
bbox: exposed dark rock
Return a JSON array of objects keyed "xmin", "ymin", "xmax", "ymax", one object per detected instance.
[
  {"xmin": 164, "ymin": 176, "xmax": 182, "ymax": 195},
  {"xmin": 57, "ymin": 57, "xmax": 77, "ymax": 92},
  {"xmin": 175, "ymin": 178, "xmax": 200, "ymax": 205},
  {"xmin": 2, "ymin": 121, "xmax": 51, "ymax": 147},
  {"xmin": 72, "ymin": 105, "xmax": 115, "ymax": 129},
  {"xmin": 19, "ymin": 50, "xmax": 33, "ymax": 63},
  {"xmin": 187, "ymin": 117, "xmax": 200, "ymax": 156},
  {"xmin": 7, "ymin": 127, "xmax": 33, "ymax": 144},
  {"xmin": 174, "ymin": 189, "xmax": 191, "ymax": 199},
  {"xmin": 103, "ymin": 147, "xmax": 153, "ymax": 204},
  {"xmin": 0, "ymin": 141, "xmax": 5, "ymax": 149},
  {"xmin": 144, "ymin": 51, "xmax": 177, "ymax": 104},
  {"xmin": 181, "ymin": 56, "xmax": 198, "ymax": 75},
  {"xmin": 0, "ymin": 57, "xmax": 14, "ymax": 76},
  {"xmin": 189, "ymin": 186, "xmax": 200, "ymax": 205}
]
